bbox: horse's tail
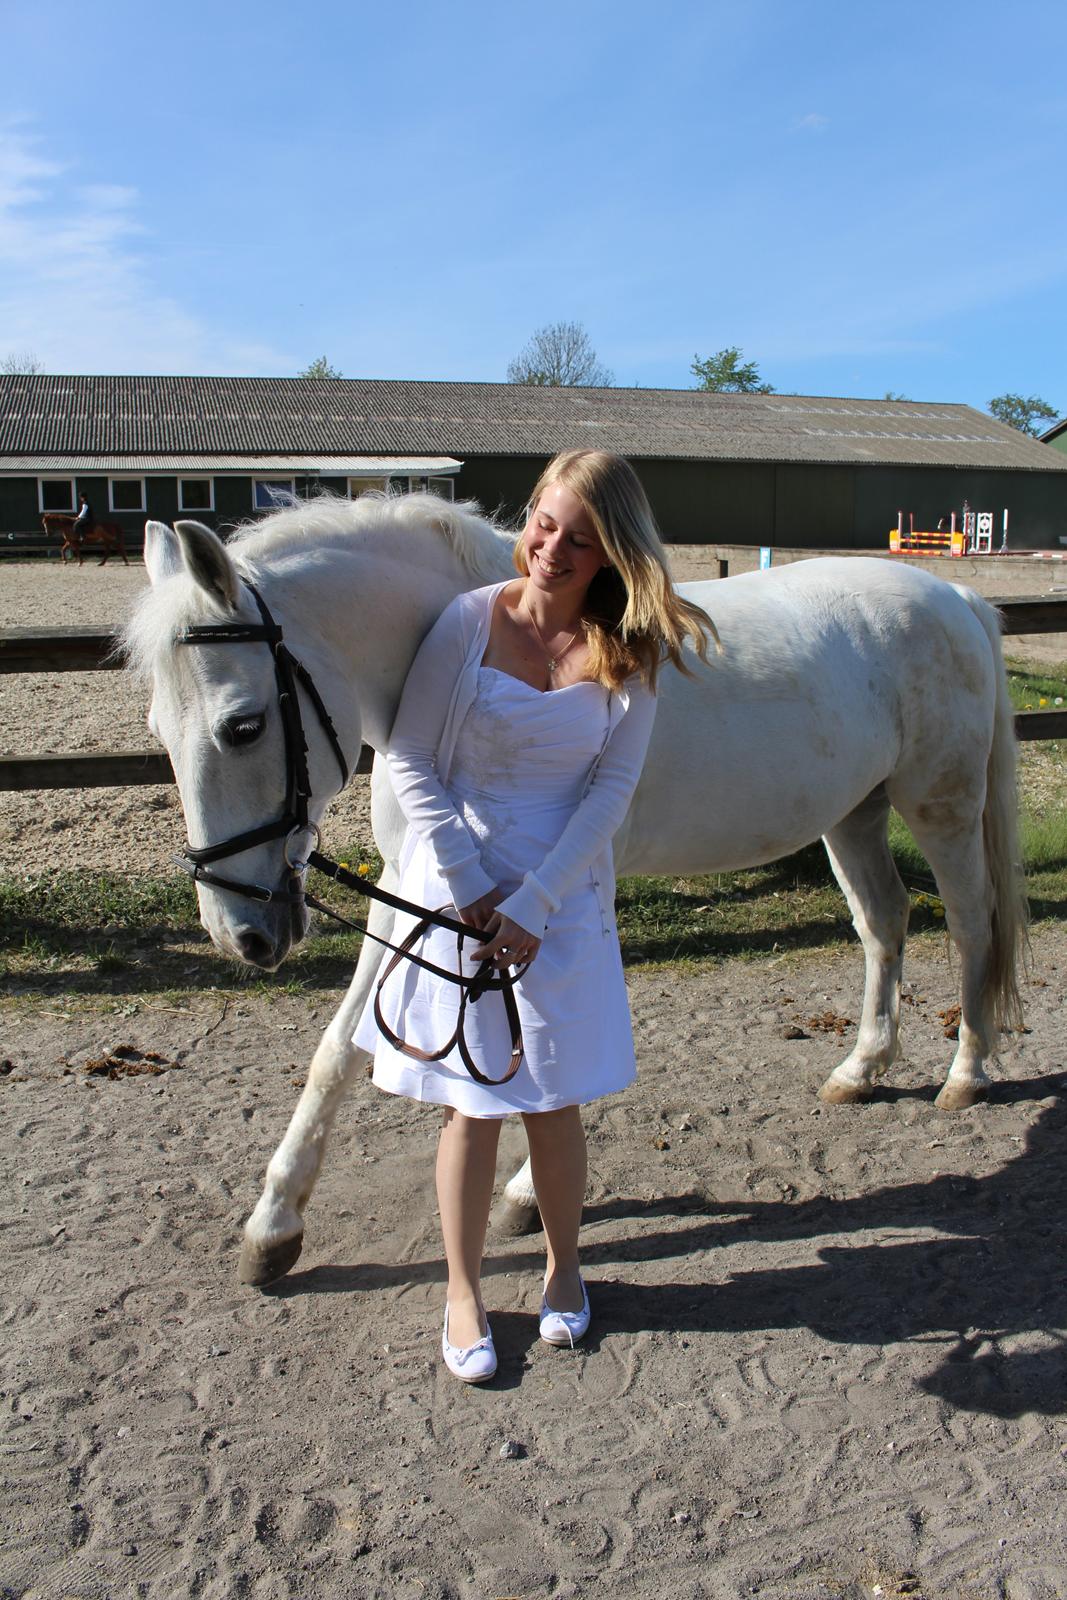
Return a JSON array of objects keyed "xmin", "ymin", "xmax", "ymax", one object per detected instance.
[{"xmin": 954, "ymin": 584, "xmax": 1029, "ymax": 1030}]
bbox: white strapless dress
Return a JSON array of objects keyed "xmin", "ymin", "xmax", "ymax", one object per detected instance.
[{"xmin": 353, "ymin": 667, "xmax": 638, "ymax": 1117}]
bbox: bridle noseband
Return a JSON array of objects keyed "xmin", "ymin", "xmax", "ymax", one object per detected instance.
[{"xmin": 173, "ymin": 579, "xmax": 349, "ymax": 904}]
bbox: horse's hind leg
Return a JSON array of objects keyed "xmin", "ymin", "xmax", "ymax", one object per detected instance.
[
  {"xmin": 818, "ymin": 785, "xmax": 911, "ymax": 1104},
  {"xmin": 238, "ymin": 878, "xmax": 399, "ymax": 1287},
  {"xmin": 894, "ymin": 803, "xmax": 998, "ymax": 1110},
  {"xmin": 496, "ymin": 1155, "xmax": 540, "ymax": 1235}
]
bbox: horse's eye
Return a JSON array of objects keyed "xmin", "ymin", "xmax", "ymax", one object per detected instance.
[{"xmin": 220, "ymin": 712, "xmax": 266, "ymax": 747}]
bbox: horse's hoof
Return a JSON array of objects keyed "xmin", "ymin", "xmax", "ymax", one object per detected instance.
[
  {"xmin": 491, "ymin": 1198, "xmax": 542, "ymax": 1237},
  {"xmin": 238, "ymin": 1231, "xmax": 304, "ymax": 1287},
  {"xmin": 935, "ymin": 1081, "xmax": 989, "ymax": 1111},
  {"xmin": 818, "ymin": 1076, "xmax": 875, "ymax": 1105}
]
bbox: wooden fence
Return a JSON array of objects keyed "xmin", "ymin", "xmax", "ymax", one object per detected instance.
[{"xmin": 1, "ymin": 597, "xmax": 1066, "ymax": 792}]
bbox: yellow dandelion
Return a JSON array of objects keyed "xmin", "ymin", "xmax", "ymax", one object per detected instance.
[
  {"xmin": 357, "ymin": 863, "xmax": 370, "ymax": 877},
  {"xmin": 1040, "ymin": 698, "xmax": 1048, "ymax": 707}
]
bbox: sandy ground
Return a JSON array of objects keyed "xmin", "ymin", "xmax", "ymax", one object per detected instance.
[
  {"xmin": 2, "ymin": 554, "xmax": 1067, "ymax": 1597},
  {"xmin": 1, "ymin": 929, "xmax": 1066, "ymax": 1599},
  {"xmin": 1, "ymin": 553, "xmax": 1066, "ymax": 878}
]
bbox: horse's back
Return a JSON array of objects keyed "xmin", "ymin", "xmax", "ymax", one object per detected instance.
[{"xmin": 617, "ymin": 557, "xmax": 996, "ymax": 876}]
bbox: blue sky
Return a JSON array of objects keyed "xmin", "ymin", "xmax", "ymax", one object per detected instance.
[{"xmin": 1, "ymin": 0, "xmax": 1064, "ymax": 414}]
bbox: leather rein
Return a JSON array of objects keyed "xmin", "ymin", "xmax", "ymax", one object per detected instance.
[{"xmin": 171, "ymin": 578, "xmax": 525, "ymax": 1085}]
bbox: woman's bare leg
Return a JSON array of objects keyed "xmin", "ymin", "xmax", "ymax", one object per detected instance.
[
  {"xmin": 522, "ymin": 1106, "xmax": 587, "ymax": 1312},
  {"xmin": 436, "ymin": 1108, "xmax": 502, "ymax": 1348}
]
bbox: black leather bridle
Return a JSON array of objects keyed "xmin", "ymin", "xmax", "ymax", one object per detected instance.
[
  {"xmin": 173, "ymin": 580, "xmax": 348, "ymax": 904},
  {"xmin": 171, "ymin": 577, "xmax": 525, "ymax": 1084}
]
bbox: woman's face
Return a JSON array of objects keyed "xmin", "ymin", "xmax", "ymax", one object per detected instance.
[{"xmin": 522, "ymin": 482, "xmax": 606, "ymax": 604}]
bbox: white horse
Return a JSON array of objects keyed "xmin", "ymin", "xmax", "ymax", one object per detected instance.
[{"xmin": 124, "ymin": 494, "xmax": 1027, "ymax": 1287}]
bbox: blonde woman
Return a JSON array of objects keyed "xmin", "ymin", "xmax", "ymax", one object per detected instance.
[{"xmin": 355, "ymin": 449, "xmax": 716, "ymax": 1382}]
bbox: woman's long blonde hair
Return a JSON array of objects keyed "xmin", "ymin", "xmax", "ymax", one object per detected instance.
[{"xmin": 514, "ymin": 449, "xmax": 720, "ymax": 690}]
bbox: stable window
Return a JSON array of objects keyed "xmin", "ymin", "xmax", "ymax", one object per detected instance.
[
  {"xmin": 387, "ymin": 476, "xmax": 456, "ymax": 499},
  {"xmin": 348, "ymin": 477, "xmax": 388, "ymax": 498},
  {"xmin": 38, "ymin": 478, "xmax": 76, "ymax": 513},
  {"xmin": 178, "ymin": 477, "xmax": 215, "ymax": 512},
  {"xmin": 253, "ymin": 478, "xmax": 296, "ymax": 510},
  {"xmin": 109, "ymin": 478, "xmax": 146, "ymax": 513}
]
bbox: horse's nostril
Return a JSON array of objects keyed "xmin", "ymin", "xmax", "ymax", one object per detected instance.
[{"xmin": 235, "ymin": 928, "xmax": 280, "ymax": 968}]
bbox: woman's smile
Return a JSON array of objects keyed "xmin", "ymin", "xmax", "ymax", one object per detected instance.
[{"xmin": 523, "ymin": 482, "xmax": 606, "ymax": 597}]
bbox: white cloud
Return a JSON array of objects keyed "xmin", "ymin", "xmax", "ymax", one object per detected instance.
[
  {"xmin": 0, "ymin": 127, "xmax": 291, "ymax": 374},
  {"xmin": 794, "ymin": 112, "xmax": 829, "ymax": 132}
]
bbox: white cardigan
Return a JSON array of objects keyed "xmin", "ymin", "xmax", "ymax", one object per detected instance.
[{"xmin": 385, "ymin": 581, "xmax": 658, "ymax": 938}]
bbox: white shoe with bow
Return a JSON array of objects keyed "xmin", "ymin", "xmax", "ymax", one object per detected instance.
[
  {"xmin": 539, "ymin": 1275, "xmax": 591, "ymax": 1347},
  {"xmin": 442, "ymin": 1304, "xmax": 497, "ymax": 1383}
]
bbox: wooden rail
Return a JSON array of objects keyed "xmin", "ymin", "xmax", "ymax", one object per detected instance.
[{"xmin": 1, "ymin": 596, "xmax": 1065, "ymax": 791}]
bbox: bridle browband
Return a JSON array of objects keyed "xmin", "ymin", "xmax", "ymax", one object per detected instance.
[{"xmin": 171, "ymin": 577, "xmax": 525, "ymax": 1085}]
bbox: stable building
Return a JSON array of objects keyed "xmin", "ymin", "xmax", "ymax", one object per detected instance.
[{"xmin": 2, "ymin": 373, "xmax": 1066, "ymax": 554}]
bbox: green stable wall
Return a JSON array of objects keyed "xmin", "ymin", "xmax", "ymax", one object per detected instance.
[
  {"xmin": 3, "ymin": 461, "xmax": 1066, "ymax": 552},
  {"xmin": 455, "ymin": 456, "xmax": 1067, "ymax": 550},
  {"xmin": 0, "ymin": 473, "xmax": 346, "ymax": 553}
]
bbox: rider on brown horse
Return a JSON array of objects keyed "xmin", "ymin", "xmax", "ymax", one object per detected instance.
[{"xmin": 73, "ymin": 493, "xmax": 94, "ymax": 539}]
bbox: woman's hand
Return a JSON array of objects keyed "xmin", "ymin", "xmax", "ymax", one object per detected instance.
[
  {"xmin": 457, "ymin": 890, "xmax": 503, "ymax": 933},
  {"xmin": 469, "ymin": 909, "xmax": 542, "ymax": 971}
]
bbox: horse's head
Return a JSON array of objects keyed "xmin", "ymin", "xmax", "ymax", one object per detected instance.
[{"xmin": 129, "ymin": 518, "xmax": 359, "ymax": 970}]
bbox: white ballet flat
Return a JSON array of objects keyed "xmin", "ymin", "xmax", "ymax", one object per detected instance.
[
  {"xmin": 442, "ymin": 1304, "xmax": 497, "ymax": 1383},
  {"xmin": 539, "ymin": 1276, "xmax": 591, "ymax": 1348}
]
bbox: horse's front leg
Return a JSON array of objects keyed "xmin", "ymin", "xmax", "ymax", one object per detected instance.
[{"xmin": 238, "ymin": 882, "xmax": 397, "ymax": 1286}]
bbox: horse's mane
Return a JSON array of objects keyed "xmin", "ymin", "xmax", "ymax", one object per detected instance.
[
  {"xmin": 123, "ymin": 492, "xmax": 515, "ymax": 678},
  {"xmin": 225, "ymin": 490, "xmax": 512, "ymax": 574}
]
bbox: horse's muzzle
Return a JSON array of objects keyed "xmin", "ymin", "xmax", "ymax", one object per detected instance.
[{"xmin": 234, "ymin": 926, "xmax": 290, "ymax": 969}]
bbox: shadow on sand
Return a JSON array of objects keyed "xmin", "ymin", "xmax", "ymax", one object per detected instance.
[{"xmin": 269, "ymin": 1072, "xmax": 1067, "ymax": 1419}]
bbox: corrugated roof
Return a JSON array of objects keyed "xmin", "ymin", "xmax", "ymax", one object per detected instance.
[
  {"xmin": 1, "ymin": 374, "xmax": 1063, "ymax": 473},
  {"xmin": 0, "ymin": 452, "xmax": 461, "ymax": 474}
]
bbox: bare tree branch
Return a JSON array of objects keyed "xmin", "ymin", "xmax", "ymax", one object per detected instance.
[
  {"xmin": 1, "ymin": 350, "xmax": 44, "ymax": 374},
  {"xmin": 507, "ymin": 321, "xmax": 613, "ymax": 387}
]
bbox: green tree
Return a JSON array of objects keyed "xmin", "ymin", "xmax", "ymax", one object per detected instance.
[
  {"xmin": 987, "ymin": 393, "xmax": 1059, "ymax": 437},
  {"xmin": 507, "ymin": 321, "xmax": 613, "ymax": 387},
  {"xmin": 690, "ymin": 346, "xmax": 774, "ymax": 393},
  {"xmin": 299, "ymin": 356, "xmax": 342, "ymax": 379},
  {"xmin": 883, "ymin": 390, "xmax": 909, "ymax": 401}
]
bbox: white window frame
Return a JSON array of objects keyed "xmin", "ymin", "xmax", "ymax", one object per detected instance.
[
  {"xmin": 108, "ymin": 477, "xmax": 146, "ymax": 513},
  {"xmin": 178, "ymin": 476, "xmax": 215, "ymax": 513},
  {"xmin": 252, "ymin": 477, "xmax": 297, "ymax": 510},
  {"xmin": 347, "ymin": 477, "xmax": 388, "ymax": 498},
  {"xmin": 38, "ymin": 477, "xmax": 76, "ymax": 513},
  {"xmin": 428, "ymin": 476, "xmax": 455, "ymax": 501}
]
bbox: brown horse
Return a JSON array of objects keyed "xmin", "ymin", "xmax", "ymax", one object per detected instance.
[{"xmin": 41, "ymin": 514, "xmax": 130, "ymax": 566}]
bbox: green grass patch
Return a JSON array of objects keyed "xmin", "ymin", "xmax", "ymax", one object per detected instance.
[
  {"xmin": 2, "ymin": 808, "xmax": 1064, "ymax": 1004},
  {"xmin": 614, "ymin": 839, "xmax": 953, "ymax": 967},
  {"xmin": 0, "ymin": 843, "xmax": 381, "ymax": 1001},
  {"xmin": 1004, "ymin": 660, "xmax": 1067, "ymax": 715}
]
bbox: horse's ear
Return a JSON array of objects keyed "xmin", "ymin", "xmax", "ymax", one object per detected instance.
[
  {"xmin": 143, "ymin": 520, "xmax": 183, "ymax": 587},
  {"xmin": 174, "ymin": 520, "xmax": 240, "ymax": 611}
]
